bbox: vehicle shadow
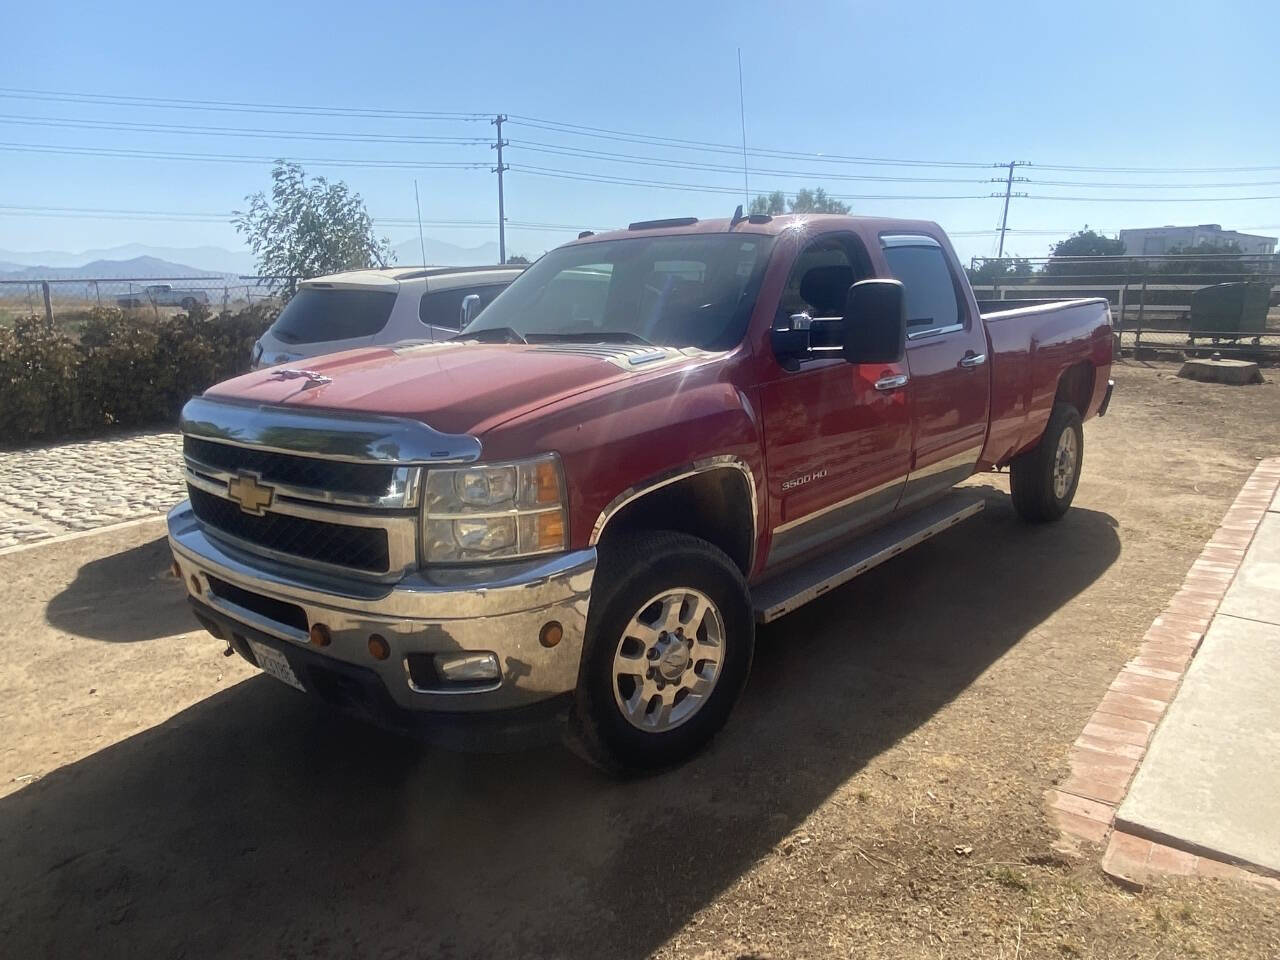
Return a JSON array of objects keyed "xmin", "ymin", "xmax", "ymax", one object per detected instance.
[
  {"xmin": 44, "ymin": 536, "xmax": 193, "ymax": 643},
  {"xmin": 0, "ymin": 487, "xmax": 1119, "ymax": 959}
]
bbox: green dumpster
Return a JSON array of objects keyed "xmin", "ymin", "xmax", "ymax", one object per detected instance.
[{"xmin": 1189, "ymin": 281, "xmax": 1271, "ymax": 335}]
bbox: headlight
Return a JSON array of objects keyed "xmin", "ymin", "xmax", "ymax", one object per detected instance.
[{"xmin": 422, "ymin": 454, "xmax": 568, "ymax": 563}]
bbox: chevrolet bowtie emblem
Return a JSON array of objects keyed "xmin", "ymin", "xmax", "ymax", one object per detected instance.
[{"xmin": 227, "ymin": 472, "xmax": 274, "ymax": 515}]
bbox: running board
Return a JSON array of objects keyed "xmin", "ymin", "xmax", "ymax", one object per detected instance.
[{"xmin": 751, "ymin": 490, "xmax": 985, "ymax": 623}]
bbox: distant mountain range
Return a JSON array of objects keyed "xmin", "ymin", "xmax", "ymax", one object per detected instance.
[
  {"xmin": 0, "ymin": 255, "xmax": 234, "ymax": 282},
  {"xmin": 0, "ymin": 236, "xmax": 512, "ymax": 281}
]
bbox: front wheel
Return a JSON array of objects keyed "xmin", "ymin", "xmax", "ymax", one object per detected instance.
[
  {"xmin": 568, "ymin": 531, "xmax": 754, "ymax": 774},
  {"xmin": 1009, "ymin": 401, "xmax": 1084, "ymax": 522}
]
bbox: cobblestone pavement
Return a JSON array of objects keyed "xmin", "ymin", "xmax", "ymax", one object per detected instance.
[{"xmin": 0, "ymin": 432, "xmax": 183, "ymax": 549}]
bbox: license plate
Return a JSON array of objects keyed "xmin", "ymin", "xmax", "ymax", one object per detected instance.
[{"xmin": 248, "ymin": 639, "xmax": 305, "ymax": 692}]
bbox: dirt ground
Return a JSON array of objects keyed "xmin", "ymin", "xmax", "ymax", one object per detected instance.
[{"xmin": 1, "ymin": 359, "xmax": 1278, "ymax": 959}]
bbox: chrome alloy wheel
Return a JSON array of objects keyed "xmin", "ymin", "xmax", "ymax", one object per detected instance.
[
  {"xmin": 611, "ymin": 588, "xmax": 726, "ymax": 732},
  {"xmin": 1053, "ymin": 427, "xmax": 1079, "ymax": 499}
]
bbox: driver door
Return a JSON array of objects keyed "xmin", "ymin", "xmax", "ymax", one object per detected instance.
[{"xmin": 759, "ymin": 233, "xmax": 913, "ymax": 570}]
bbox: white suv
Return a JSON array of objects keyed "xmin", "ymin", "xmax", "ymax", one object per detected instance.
[{"xmin": 250, "ymin": 265, "xmax": 525, "ymax": 370}]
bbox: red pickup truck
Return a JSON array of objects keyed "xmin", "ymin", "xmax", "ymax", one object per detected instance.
[{"xmin": 169, "ymin": 212, "xmax": 1113, "ymax": 771}]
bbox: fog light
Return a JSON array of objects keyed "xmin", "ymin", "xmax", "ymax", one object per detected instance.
[
  {"xmin": 434, "ymin": 652, "xmax": 501, "ymax": 683},
  {"xmin": 309, "ymin": 623, "xmax": 331, "ymax": 648},
  {"xmin": 539, "ymin": 621, "xmax": 563, "ymax": 648},
  {"xmin": 368, "ymin": 634, "xmax": 391, "ymax": 661}
]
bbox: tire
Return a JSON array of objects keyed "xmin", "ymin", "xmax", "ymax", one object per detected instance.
[
  {"xmin": 567, "ymin": 531, "xmax": 754, "ymax": 775},
  {"xmin": 1009, "ymin": 401, "xmax": 1084, "ymax": 522}
]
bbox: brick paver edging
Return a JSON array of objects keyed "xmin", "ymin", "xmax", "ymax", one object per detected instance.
[{"xmin": 1045, "ymin": 456, "xmax": 1280, "ymax": 892}]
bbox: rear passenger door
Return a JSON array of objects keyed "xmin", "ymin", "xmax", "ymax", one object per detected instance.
[{"xmin": 880, "ymin": 234, "xmax": 991, "ymax": 509}]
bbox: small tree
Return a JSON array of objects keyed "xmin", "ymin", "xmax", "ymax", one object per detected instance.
[
  {"xmin": 1044, "ymin": 228, "xmax": 1127, "ymax": 276},
  {"xmin": 966, "ymin": 257, "xmax": 1034, "ymax": 285},
  {"xmin": 505, "ymin": 254, "xmax": 531, "ymax": 265},
  {"xmin": 748, "ymin": 187, "xmax": 850, "ymax": 216},
  {"xmin": 234, "ymin": 162, "xmax": 393, "ymax": 295},
  {"xmin": 749, "ymin": 190, "xmax": 787, "ymax": 216}
]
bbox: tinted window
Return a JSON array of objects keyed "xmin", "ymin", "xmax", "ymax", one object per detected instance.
[
  {"xmin": 778, "ymin": 236, "xmax": 859, "ymax": 320},
  {"xmin": 418, "ymin": 283, "xmax": 509, "ymax": 331},
  {"xmin": 881, "ymin": 242, "xmax": 961, "ymax": 333},
  {"xmin": 266, "ymin": 288, "xmax": 397, "ymax": 344},
  {"xmin": 465, "ymin": 234, "xmax": 773, "ymax": 351}
]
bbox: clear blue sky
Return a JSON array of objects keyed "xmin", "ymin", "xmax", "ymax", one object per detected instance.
[{"xmin": 4, "ymin": 0, "xmax": 1279, "ymax": 266}]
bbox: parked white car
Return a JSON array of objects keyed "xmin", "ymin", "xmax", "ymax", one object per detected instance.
[{"xmin": 250, "ymin": 265, "xmax": 525, "ymax": 370}]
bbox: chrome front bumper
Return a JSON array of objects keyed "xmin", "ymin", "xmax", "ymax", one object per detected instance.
[{"xmin": 167, "ymin": 502, "xmax": 594, "ymax": 713}]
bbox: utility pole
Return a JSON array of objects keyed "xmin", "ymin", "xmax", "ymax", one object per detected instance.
[
  {"xmin": 737, "ymin": 48, "xmax": 749, "ymax": 205},
  {"xmin": 492, "ymin": 114, "xmax": 509, "ymax": 265},
  {"xmin": 991, "ymin": 161, "xmax": 1030, "ymax": 259}
]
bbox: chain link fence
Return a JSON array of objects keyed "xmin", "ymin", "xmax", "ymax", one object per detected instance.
[
  {"xmin": 0, "ymin": 276, "xmax": 298, "ymax": 329},
  {"xmin": 971, "ymin": 253, "xmax": 1280, "ymax": 359}
]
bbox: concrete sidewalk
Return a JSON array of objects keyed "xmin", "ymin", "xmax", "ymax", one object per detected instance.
[{"xmin": 1047, "ymin": 457, "xmax": 1280, "ymax": 890}]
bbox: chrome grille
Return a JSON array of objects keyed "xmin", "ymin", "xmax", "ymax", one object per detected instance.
[
  {"xmin": 184, "ymin": 436, "xmax": 399, "ymax": 500},
  {"xmin": 177, "ymin": 396, "xmax": 483, "ymax": 578},
  {"xmin": 188, "ymin": 487, "xmax": 392, "ymax": 573}
]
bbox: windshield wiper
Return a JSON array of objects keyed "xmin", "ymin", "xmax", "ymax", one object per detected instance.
[
  {"xmin": 527, "ymin": 331, "xmax": 655, "ymax": 346},
  {"xmin": 451, "ymin": 326, "xmax": 527, "ymax": 344}
]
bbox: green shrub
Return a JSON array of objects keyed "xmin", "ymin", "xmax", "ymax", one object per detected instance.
[{"xmin": 0, "ymin": 304, "xmax": 277, "ymax": 447}]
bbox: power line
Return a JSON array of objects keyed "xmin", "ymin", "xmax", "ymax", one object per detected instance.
[
  {"xmin": 507, "ymin": 164, "xmax": 992, "ymax": 200},
  {"xmin": 5, "ymin": 86, "xmax": 1280, "ymax": 176},
  {"xmin": 0, "ymin": 141, "xmax": 487, "ymax": 170},
  {"xmin": 1029, "ymin": 177, "xmax": 1280, "ymax": 189},
  {"xmin": 509, "ymin": 140, "xmax": 994, "ymax": 183},
  {"xmin": 0, "ymin": 114, "xmax": 488, "ymax": 145},
  {"xmin": 0, "ymin": 204, "xmax": 596, "ymax": 231},
  {"xmin": 0, "ymin": 87, "xmax": 488, "ymax": 121},
  {"xmin": 1035, "ymin": 162, "xmax": 1280, "ymax": 174},
  {"xmin": 1024, "ymin": 193, "xmax": 1280, "ymax": 202},
  {"xmin": 506, "ymin": 116, "xmax": 995, "ymax": 168}
]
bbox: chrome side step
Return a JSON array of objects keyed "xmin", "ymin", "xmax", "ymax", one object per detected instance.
[{"xmin": 751, "ymin": 490, "xmax": 985, "ymax": 623}]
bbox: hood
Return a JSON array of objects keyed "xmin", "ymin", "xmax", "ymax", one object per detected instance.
[{"xmin": 205, "ymin": 341, "xmax": 691, "ymax": 436}]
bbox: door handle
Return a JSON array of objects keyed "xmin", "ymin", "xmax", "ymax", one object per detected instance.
[
  {"xmin": 874, "ymin": 374, "xmax": 910, "ymax": 391},
  {"xmin": 958, "ymin": 353, "xmax": 987, "ymax": 369}
]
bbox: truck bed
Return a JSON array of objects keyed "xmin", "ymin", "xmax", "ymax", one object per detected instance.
[{"xmin": 978, "ymin": 297, "xmax": 1113, "ymax": 469}]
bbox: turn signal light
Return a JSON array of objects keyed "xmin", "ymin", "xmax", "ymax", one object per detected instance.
[
  {"xmin": 189, "ymin": 574, "xmax": 202, "ymax": 596},
  {"xmin": 309, "ymin": 623, "xmax": 331, "ymax": 648},
  {"xmin": 539, "ymin": 621, "xmax": 563, "ymax": 648},
  {"xmin": 368, "ymin": 634, "xmax": 391, "ymax": 661},
  {"xmin": 535, "ymin": 511, "xmax": 565, "ymax": 549},
  {"xmin": 534, "ymin": 460, "xmax": 561, "ymax": 504}
]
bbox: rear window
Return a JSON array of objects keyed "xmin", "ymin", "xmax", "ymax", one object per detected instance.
[
  {"xmin": 418, "ymin": 283, "xmax": 508, "ymax": 331},
  {"xmin": 266, "ymin": 287, "xmax": 397, "ymax": 344}
]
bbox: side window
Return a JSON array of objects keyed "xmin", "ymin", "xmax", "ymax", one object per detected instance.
[
  {"xmin": 419, "ymin": 283, "xmax": 507, "ymax": 330},
  {"xmin": 880, "ymin": 237, "xmax": 962, "ymax": 334},
  {"xmin": 777, "ymin": 236, "xmax": 858, "ymax": 322}
]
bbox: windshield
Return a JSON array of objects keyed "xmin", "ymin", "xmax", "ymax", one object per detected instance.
[
  {"xmin": 461, "ymin": 233, "xmax": 775, "ymax": 350},
  {"xmin": 267, "ymin": 287, "xmax": 397, "ymax": 345}
]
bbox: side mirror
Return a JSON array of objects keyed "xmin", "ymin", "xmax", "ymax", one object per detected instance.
[
  {"xmin": 459, "ymin": 293, "xmax": 482, "ymax": 328},
  {"xmin": 843, "ymin": 279, "xmax": 906, "ymax": 365}
]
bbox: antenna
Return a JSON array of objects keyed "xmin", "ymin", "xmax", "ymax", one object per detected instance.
[
  {"xmin": 413, "ymin": 179, "xmax": 427, "ymax": 267},
  {"xmin": 730, "ymin": 204, "xmax": 746, "ymax": 228},
  {"xmin": 737, "ymin": 48, "xmax": 749, "ymax": 206},
  {"xmin": 414, "ymin": 179, "xmax": 432, "ymax": 342}
]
